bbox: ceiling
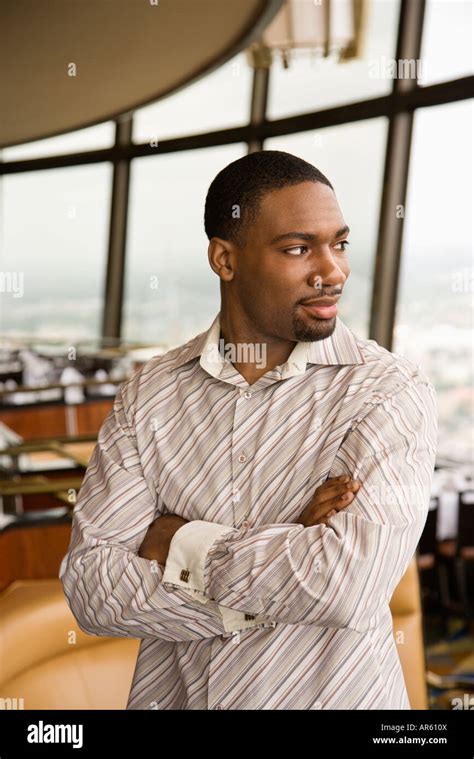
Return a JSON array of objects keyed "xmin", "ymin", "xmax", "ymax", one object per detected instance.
[{"xmin": 0, "ymin": 0, "xmax": 282, "ymax": 148}]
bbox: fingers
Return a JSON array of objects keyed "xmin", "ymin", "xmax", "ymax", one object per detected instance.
[
  {"xmin": 319, "ymin": 508, "xmax": 337, "ymax": 526},
  {"xmin": 310, "ymin": 476, "xmax": 360, "ymax": 506},
  {"xmin": 312, "ymin": 475, "xmax": 356, "ymax": 504},
  {"xmin": 311, "ymin": 490, "xmax": 355, "ymax": 524},
  {"xmin": 300, "ymin": 480, "xmax": 361, "ymax": 527}
]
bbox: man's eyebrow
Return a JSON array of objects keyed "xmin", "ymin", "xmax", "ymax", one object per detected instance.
[{"xmin": 269, "ymin": 226, "xmax": 350, "ymax": 245}]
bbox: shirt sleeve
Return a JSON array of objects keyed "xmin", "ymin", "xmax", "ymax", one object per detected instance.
[
  {"xmin": 59, "ymin": 377, "xmax": 239, "ymax": 642},
  {"xmin": 162, "ymin": 378, "xmax": 438, "ymax": 634}
]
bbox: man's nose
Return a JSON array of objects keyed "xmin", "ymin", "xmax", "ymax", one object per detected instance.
[{"xmin": 308, "ymin": 248, "xmax": 348, "ymax": 290}]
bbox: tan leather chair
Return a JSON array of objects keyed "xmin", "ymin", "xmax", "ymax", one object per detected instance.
[
  {"xmin": 390, "ymin": 558, "xmax": 428, "ymax": 709},
  {"xmin": 0, "ymin": 579, "xmax": 139, "ymax": 709},
  {"xmin": 0, "ymin": 559, "xmax": 427, "ymax": 709}
]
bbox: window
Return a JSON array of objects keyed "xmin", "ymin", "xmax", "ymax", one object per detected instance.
[
  {"xmin": 394, "ymin": 100, "xmax": 473, "ymax": 464},
  {"xmin": 267, "ymin": 0, "xmax": 400, "ymax": 119},
  {"xmin": 1, "ymin": 122, "xmax": 115, "ymax": 161},
  {"xmin": 266, "ymin": 117, "xmax": 388, "ymax": 337},
  {"xmin": 133, "ymin": 53, "xmax": 252, "ymax": 144},
  {"xmin": 0, "ymin": 164, "xmax": 112, "ymax": 339},
  {"xmin": 123, "ymin": 143, "xmax": 247, "ymax": 346},
  {"xmin": 419, "ymin": 0, "xmax": 473, "ymax": 86}
]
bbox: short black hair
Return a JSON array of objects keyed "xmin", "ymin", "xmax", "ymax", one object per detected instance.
[{"xmin": 204, "ymin": 150, "xmax": 334, "ymax": 246}]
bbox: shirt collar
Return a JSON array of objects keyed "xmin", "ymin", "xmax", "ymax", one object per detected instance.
[{"xmin": 169, "ymin": 311, "xmax": 365, "ymax": 379}]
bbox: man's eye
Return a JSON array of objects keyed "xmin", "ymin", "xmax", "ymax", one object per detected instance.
[
  {"xmin": 334, "ymin": 240, "xmax": 350, "ymax": 252},
  {"xmin": 284, "ymin": 245, "xmax": 308, "ymax": 256}
]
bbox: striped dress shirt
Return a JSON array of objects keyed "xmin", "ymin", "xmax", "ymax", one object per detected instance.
[{"xmin": 59, "ymin": 312, "xmax": 438, "ymax": 710}]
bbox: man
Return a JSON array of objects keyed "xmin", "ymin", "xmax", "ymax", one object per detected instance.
[{"xmin": 60, "ymin": 150, "xmax": 438, "ymax": 710}]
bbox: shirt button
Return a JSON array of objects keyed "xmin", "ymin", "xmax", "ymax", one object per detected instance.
[
  {"xmin": 243, "ymin": 391, "xmax": 252, "ymax": 399},
  {"xmin": 241, "ymin": 520, "xmax": 250, "ymax": 528},
  {"xmin": 238, "ymin": 454, "xmax": 246, "ymax": 463},
  {"xmin": 215, "ymin": 704, "xmax": 224, "ymax": 710}
]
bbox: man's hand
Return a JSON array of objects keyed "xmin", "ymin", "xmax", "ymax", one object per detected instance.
[
  {"xmin": 296, "ymin": 475, "xmax": 360, "ymax": 527},
  {"xmin": 138, "ymin": 514, "xmax": 189, "ymax": 566}
]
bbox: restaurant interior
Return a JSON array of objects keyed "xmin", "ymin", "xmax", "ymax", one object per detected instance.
[{"xmin": 0, "ymin": 0, "xmax": 472, "ymax": 711}]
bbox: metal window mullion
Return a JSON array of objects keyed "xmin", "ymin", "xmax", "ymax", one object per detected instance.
[
  {"xmin": 101, "ymin": 114, "xmax": 132, "ymax": 342},
  {"xmin": 1, "ymin": 76, "xmax": 472, "ymax": 174},
  {"xmin": 369, "ymin": 0, "xmax": 426, "ymax": 350}
]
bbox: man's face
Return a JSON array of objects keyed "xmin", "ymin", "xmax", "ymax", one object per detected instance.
[{"xmin": 230, "ymin": 181, "xmax": 350, "ymax": 342}]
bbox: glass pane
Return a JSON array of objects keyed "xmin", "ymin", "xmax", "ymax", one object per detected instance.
[
  {"xmin": 268, "ymin": 0, "xmax": 400, "ymax": 119},
  {"xmin": 1, "ymin": 122, "xmax": 115, "ymax": 161},
  {"xmin": 0, "ymin": 164, "xmax": 112, "ymax": 339},
  {"xmin": 394, "ymin": 100, "xmax": 473, "ymax": 464},
  {"xmin": 123, "ymin": 144, "xmax": 247, "ymax": 346},
  {"xmin": 420, "ymin": 0, "xmax": 473, "ymax": 86},
  {"xmin": 133, "ymin": 53, "xmax": 252, "ymax": 144},
  {"xmin": 266, "ymin": 118, "xmax": 388, "ymax": 337}
]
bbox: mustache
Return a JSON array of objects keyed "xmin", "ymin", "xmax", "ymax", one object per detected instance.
[{"xmin": 299, "ymin": 287, "xmax": 343, "ymax": 301}]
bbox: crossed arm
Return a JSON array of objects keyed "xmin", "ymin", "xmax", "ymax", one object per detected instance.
[{"xmin": 60, "ymin": 377, "xmax": 437, "ymax": 641}]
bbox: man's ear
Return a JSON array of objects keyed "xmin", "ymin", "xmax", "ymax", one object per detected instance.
[{"xmin": 208, "ymin": 237, "xmax": 236, "ymax": 282}]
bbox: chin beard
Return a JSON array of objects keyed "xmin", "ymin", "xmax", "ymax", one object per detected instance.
[{"xmin": 292, "ymin": 310, "xmax": 337, "ymax": 342}]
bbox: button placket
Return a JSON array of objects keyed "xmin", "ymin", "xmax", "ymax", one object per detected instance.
[{"xmin": 232, "ymin": 382, "xmax": 257, "ymax": 527}]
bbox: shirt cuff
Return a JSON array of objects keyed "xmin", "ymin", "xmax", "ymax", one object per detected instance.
[
  {"xmin": 161, "ymin": 519, "xmax": 276, "ymax": 634},
  {"xmin": 217, "ymin": 603, "xmax": 277, "ymax": 634},
  {"xmin": 162, "ymin": 519, "xmax": 236, "ymax": 597}
]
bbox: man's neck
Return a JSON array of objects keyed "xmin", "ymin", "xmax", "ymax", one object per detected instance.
[{"xmin": 218, "ymin": 310, "xmax": 296, "ymax": 386}]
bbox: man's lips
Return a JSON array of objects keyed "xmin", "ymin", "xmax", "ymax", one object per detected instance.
[{"xmin": 300, "ymin": 298, "xmax": 339, "ymax": 320}]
